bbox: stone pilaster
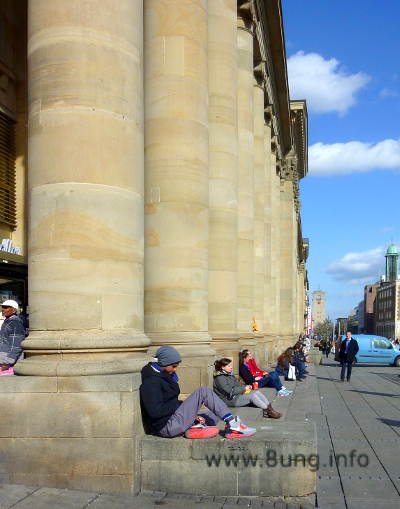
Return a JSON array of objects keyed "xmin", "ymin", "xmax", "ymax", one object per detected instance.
[
  {"xmin": 263, "ymin": 121, "xmax": 274, "ymax": 363},
  {"xmin": 237, "ymin": 13, "xmax": 255, "ymax": 351},
  {"xmin": 208, "ymin": 0, "xmax": 239, "ymax": 361},
  {"xmin": 16, "ymin": 0, "xmax": 149, "ymax": 376},
  {"xmin": 143, "ymin": 0, "xmax": 213, "ymax": 392},
  {"xmin": 279, "ymin": 177, "xmax": 297, "ymax": 348},
  {"xmin": 269, "ymin": 150, "xmax": 282, "ymax": 360},
  {"xmin": 253, "ymin": 82, "xmax": 266, "ymax": 361}
]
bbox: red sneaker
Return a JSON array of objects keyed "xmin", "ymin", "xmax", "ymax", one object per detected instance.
[{"xmin": 185, "ymin": 424, "xmax": 220, "ymax": 439}]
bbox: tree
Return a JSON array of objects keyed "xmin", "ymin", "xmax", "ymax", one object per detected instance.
[{"xmin": 313, "ymin": 318, "xmax": 334, "ymax": 338}]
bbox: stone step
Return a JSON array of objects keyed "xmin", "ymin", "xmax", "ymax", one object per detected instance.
[{"xmin": 140, "ymin": 420, "xmax": 317, "ymax": 497}]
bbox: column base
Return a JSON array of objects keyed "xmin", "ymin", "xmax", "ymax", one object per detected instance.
[
  {"xmin": 15, "ymin": 330, "xmax": 150, "ymax": 376},
  {"xmin": 146, "ymin": 332, "xmax": 215, "ymax": 394},
  {"xmin": 263, "ymin": 333, "xmax": 279, "ymax": 364},
  {"xmin": 238, "ymin": 333, "xmax": 257, "ymax": 355},
  {"xmin": 210, "ymin": 332, "xmax": 240, "ymax": 373}
]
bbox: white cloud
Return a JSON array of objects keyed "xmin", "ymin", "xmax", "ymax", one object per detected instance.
[
  {"xmin": 380, "ymin": 88, "xmax": 399, "ymax": 98},
  {"xmin": 287, "ymin": 51, "xmax": 370, "ymax": 115},
  {"xmin": 326, "ymin": 247, "xmax": 386, "ymax": 284},
  {"xmin": 309, "ymin": 138, "xmax": 400, "ymax": 176}
]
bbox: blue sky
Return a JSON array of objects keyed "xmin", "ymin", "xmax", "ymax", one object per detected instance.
[{"xmin": 282, "ymin": 0, "xmax": 400, "ymax": 319}]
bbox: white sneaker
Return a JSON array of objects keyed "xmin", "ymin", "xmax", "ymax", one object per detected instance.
[{"xmin": 225, "ymin": 416, "xmax": 256, "ymax": 438}]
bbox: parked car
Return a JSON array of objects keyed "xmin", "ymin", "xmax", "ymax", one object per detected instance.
[{"xmin": 335, "ymin": 334, "xmax": 400, "ymax": 366}]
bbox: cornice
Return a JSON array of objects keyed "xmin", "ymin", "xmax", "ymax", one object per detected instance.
[{"xmin": 290, "ymin": 101, "xmax": 308, "ymax": 179}]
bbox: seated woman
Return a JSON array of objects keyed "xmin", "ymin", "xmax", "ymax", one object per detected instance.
[
  {"xmin": 239, "ymin": 350, "xmax": 292, "ymax": 397},
  {"xmin": 213, "ymin": 358, "xmax": 281, "ymax": 419},
  {"xmin": 293, "ymin": 343, "xmax": 307, "ymax": 380},
  {"xmin": 276, "ymin": 348, "xmax": 295, "ymax": 380}
]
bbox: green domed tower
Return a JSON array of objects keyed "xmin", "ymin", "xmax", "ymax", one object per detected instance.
[{"xmin": 385, "ymin": 243, "xmax": 399, "ymax": 282}]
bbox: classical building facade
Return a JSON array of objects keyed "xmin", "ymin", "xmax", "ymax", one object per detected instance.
[{"xmin": 0, "ymin": 0, "xmax": 308, "ymax": 494}]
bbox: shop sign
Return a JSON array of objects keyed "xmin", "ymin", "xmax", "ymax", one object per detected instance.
[{"xmin": 0, "ymin": 239, "xmax": 21, "ymax": 255}]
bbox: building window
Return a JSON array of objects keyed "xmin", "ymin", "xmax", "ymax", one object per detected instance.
[{"xmin": 0, "ymin": 111, "xmax": 16, "ymax": 230}]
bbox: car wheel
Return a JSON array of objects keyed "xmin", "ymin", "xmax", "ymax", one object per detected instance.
[{"xmin": 394, "ymin": 356, "xmax": 400, "ymax": 367}]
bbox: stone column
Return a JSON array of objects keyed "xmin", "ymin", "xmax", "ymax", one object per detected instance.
[
  {"xmin": 144, "ymin": 0, "xmax": 213, "ymax": 392},
  {"xmin": 208, "ymin": 0, "xmax": 239, "ymax": 360},
  {"xmin": 16, "ymin": 0, "xmax": 149, "ymax": 376},
  {"xmin": 279, "ymin": 178, "xmax": 297, "ymax": 348},
  {"xmin": 269, "ymin": 151, "xmax": 281, "ymax": 361},
  {"xmin": 263, "ymin": 122, "xmax": 274, "ymax": 363},
  {"xmin": 237, "ymin": 13, "xmax": 255, "ymax": 351},
  {"xmin": 253, "ymin": 82, "xmax": 266, "ymax": 361},
  {"xmin": 298, "ymin": 264, "xmax": 305, "ymax": 335}
]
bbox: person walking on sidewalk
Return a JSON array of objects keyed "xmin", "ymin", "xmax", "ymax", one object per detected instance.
[
  {"xmin": 213, "ymin": 358, "xmax": 282, "ymax": 419},
  {"xmin": 140, "ymin": 346, "xmax": 256, "ymax": 439},
  {"xmin": 338, "ymin": 331, "xmax": 359, "ymax": 382}
]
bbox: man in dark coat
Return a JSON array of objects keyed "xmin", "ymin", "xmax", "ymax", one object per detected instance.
[{"xmin": 339, "ymin": 331, "xmax": 359, "ymax": 382}]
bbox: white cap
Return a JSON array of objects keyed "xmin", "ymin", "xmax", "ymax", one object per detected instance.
[{"xmin": 2, "ymin": 299, "xmax": 19, "ymax": 311}]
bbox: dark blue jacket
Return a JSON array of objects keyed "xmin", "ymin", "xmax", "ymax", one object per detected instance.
[
  {"xmin": 140, "ymin": 363, "xmax": 182, "ymax": 435},
  {"xmin": 339, "ymin": 338, "xmax": 359, "ymax": 363},
  {"xmin": 239, "ymin": 363, "xmax": 254, "ymax": 385}
]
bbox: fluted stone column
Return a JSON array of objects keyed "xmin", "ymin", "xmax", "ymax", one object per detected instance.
[
  {"xmin": 17, "ymin": 0, "xmax": 149, "ymax": 376},
  {"xmin": 253, "ymin": 83, "xmax": 266, "ymax": 361},
  {"xmin": 279, "ymin": 179, "xmax": 297, "ymax": 348},
  {"xmin": 298, "ymin": 265, "xmax": 305, "ymax": 335},
  {"xmin": 144, "ymin": 0, "xmax": 213, "ymax": 392},
  {"xmin": 208, "ymin": 0, "xmax": 239, "ymax": 360},
  {"xmin": 263, "ymin": 123, "xmax": 274, "ymax": 363},
  {"xmin": 237, "ymin": 15, "xmax": 255, "ymax": 351},
  {"xmin": 270, "ymin": 151, "xmax": 281, "ymax": 361}
]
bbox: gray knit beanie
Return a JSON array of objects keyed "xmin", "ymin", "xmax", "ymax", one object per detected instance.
[{"xmin": 155, "ymin": 346, "xmax": 182, "ymax": 367}]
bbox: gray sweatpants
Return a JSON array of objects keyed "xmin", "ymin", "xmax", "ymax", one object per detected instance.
[
  {"xmin": 159, "ymin": 386, "xmax": 230, "ymax": 438},
  {"xmin": 228, "ymin": 390, "xmax": 269, "ymax": 409}
]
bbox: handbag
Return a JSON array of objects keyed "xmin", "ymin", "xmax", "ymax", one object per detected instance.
[{"xmin": 287, "ymin": 364, "xmax": 296, "ymax": 381}]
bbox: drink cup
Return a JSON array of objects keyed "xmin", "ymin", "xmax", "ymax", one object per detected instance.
[{"xmin": 253, "ymin": 382, "xmax": 259, "ymax": 390}]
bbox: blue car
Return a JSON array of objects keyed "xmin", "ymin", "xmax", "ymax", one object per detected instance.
[{"xmin": 336, "ymin": 334, "xmax": 400, "ymax": 366}]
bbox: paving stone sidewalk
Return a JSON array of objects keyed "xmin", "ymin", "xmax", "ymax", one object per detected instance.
[
  {"xmin": 1, "ymin": 357, "xmax": 399, "ymax": 508},
  {"xmin": 314, "ymin": 355, "xmax": 400, "ymax": 509}
]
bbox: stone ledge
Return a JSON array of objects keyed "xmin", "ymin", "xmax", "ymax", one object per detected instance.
[{"xmin": 140, "ymin": 422, "xmax": 316, "ymax": 497}]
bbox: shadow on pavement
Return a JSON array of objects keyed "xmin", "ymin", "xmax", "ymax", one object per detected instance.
[
  {"xmin": 377, "ymin": 417, "xmax": 400, "ymax": 427},
  {"xmin": 348, "ymin": 389, "xmax": 399, "ymax": 398}
]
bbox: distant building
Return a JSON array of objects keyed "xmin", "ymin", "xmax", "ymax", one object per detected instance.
[
  {"xmin": 386, "ymin": 243, "xmax": 399, "ymax": 282},
  {"xmin": 375, "ymin": 244, "xmax": 400, "ymax": 340},
  {"xmin": 336, "ymin": 317, "xmax": 348, "ymax": 336},
  {"xmin": 363, "ymin": 284, "xmax": 379, "ymax": 334},
  {"xmin": 347, "ymin": 307, "xmax": 359, "ymax": 334},
  {"xmin": 312, "ymin": 291, "xmax": 326, "ymax": 326},
  {"xmin": 357, "ymin": 300, "xmax": 365, "ymax": 333}
]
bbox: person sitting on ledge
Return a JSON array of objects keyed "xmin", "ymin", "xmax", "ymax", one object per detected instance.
[
  {"xmin": 140, "ymin": 346, "xmax": 256, "ymax": 439},
  {"xmin": 0, "ymin": 300, "xmax": 26, "ymax": 374},
  {"xmin": 213, "ymin": 358, "xmax": 281, "ymax": 419},
  {"xmin": 292, "ymin": 342, "xmax": 307, "ymax": 380},
  {"xmin": 276, "ymin": 347, "xmax": 298, "ymax": 382},
  {"xmin": 239, "ymin": 350, "xmax": 292, "ymax": 397}
]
